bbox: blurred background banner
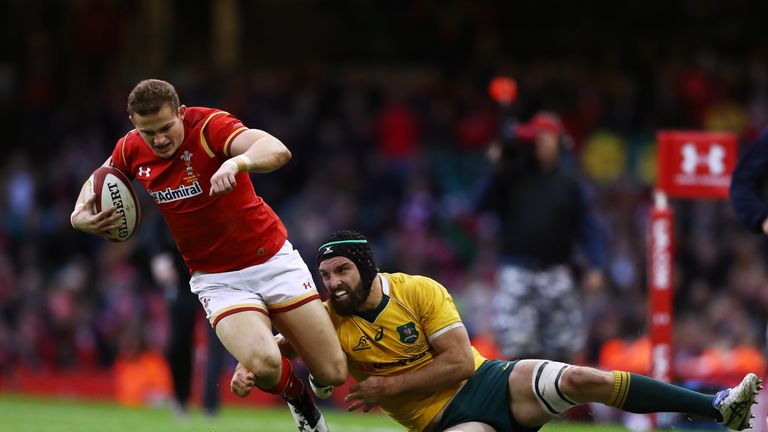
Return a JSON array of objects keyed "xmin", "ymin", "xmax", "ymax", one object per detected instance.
[
  {"xmin": 648, "ymin": 195, "xmax": 674, "ymax": 386},
  {"xmin": 656, "ymin": 130, "xmax": 736, "ymax": 199},
  {"xmin": 1, "ymin": 1, "xmax": 768, "ymax": 428}
]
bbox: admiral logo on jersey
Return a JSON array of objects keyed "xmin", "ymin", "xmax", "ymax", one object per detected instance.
[{"xmin": 148, "ymin": 181, "xmax": 203, "ymax": 204}]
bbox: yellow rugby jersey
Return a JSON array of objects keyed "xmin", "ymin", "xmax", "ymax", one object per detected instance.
[{"xmin": 325, "ymin": 272, "xmax": 486, "ymax": 432}]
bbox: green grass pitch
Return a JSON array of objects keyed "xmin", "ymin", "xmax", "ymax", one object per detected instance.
[{"xmin": 0, "ymin": 393, "xmax": 714, "ymax": 431}]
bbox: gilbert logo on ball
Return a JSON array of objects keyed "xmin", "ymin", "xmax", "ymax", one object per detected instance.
[{"xmin": 88, "ymin": 166, "xmax": 141, "ymax": 241}]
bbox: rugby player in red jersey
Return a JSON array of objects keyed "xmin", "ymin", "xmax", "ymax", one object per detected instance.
[{"xmin": 71, "ymin": 79, "xmax": 346, "ymax": 432}]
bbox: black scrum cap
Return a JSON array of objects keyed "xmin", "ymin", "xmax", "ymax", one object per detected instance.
[{"xmin": 317, "ymin": 230, "xmax": 378, "ymax": 294}]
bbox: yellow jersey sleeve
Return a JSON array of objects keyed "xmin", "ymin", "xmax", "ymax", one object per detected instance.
[{"xmin": 402, "ymin": 275, "xmax": 463, "ymax": 340}]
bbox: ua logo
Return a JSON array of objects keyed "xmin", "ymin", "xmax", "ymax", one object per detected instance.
[
  {"xmin": 681, "ymin": 143, "xmax": 724, "ymax": 175},
  {"xmin": 201, "ymin": 297, "xmax": 211, "ymax": 315},
  {"xmin": 323, "ymin": 247, "xmax": 333, "ymax": 254},
  {"xmin": 137, "ymin": 167, "xmax": 152, "ymax": 177}
]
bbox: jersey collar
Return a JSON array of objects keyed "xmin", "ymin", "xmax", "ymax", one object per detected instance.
[{"xmin": 354, "ymin": 274, "xmax": 389, "ymax": 323}]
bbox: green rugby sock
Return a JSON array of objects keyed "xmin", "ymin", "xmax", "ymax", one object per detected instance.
[{"xmin": 607, "ymin": 372, "xmax": 720, "ymax": 420}]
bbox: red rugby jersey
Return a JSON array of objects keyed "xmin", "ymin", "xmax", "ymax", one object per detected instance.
[{"xmin": 110, "ymin": 107, "xmax": 288, "ymax": 273}]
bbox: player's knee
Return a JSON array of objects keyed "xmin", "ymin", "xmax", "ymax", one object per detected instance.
[
  {"xmin": 311, "ymin": 359, "xmax": 348, "ymax": 386},
  {"xmin": 240, "ymin": 348, "xmax": 282, "ymax": 382},
  {"xmin": 560, "ymin": 366, "xmax": 612, "ymax": 397}
]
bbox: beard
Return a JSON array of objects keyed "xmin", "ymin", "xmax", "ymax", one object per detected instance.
[{"xmin": 328, "ymin": 281, "xmax": 369, "ymax": 316}]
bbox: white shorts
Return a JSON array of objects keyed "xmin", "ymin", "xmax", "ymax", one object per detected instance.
[{"xmin": 190, "ymin": 240, "xmax": 320, "ymax": 328}]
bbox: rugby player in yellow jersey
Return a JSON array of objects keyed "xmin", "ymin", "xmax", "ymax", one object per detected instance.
[{"xmin": 232, "ymin": 230, "xmax": 762, "ymax": 432}]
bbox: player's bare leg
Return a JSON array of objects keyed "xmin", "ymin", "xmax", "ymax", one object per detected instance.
[
  {"xmin": 271, "ymin": 298, "xmax": 348, "ymax": 387},
  {"xmin": 507, "ymin": 360, "xmax": 559, "ymax": 428},
  {"xmin": 218, "ymin": 310, "xmax": 330, "ymax": 432},
  {"xmin": 507, "ymin": 359, "xmax": 760, "ymax": 431},
  {"xmin": 215, "ymin": 310, "xmax": 282, "ymax": 389},
  {"xmin": 442, "ymin": 422, "xmax": 495, "ymax": 431},
  {"xmin": 270, "ymin": 300, "xmax": 346, "ymax": 431}
]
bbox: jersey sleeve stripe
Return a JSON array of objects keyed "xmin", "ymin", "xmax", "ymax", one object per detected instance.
[
  {"xmin": 119, "ymin": 133, "xmax": 130, "ymax": 169},
  {"xmin": 380, "ymin": 274, "xmax": 390, "ymax": 295},
  {"xmin": 199, "ymin": 111, "xmax": 229, "ymax": 158},
  {"xmin": 223, "ymin": 126, "xmax": 248, "ymax": 157},
  {"xmin": 427, "ymin": 321, "xmax": 463, "ymax": 342}
]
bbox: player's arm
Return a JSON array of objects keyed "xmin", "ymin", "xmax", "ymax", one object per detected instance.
[
  {"xmin": 345, "ymin": 325, "xmax": 475, "ymax": 412},
  {"xmin": 70, "ymin": 156, "xmax": 123, "ymax": 241},
  {"xmin": 209, "ymin": 129, "xmax": 292, "ymax": 195}
]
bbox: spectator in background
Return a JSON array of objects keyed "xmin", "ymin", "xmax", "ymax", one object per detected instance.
[
  {"xmin": 477, "ymin": 111, "xmax": 608, "ymax": 363},
  {"xmin": 146, "ymin": 211, "xmax": 227, "ymax": 417}
]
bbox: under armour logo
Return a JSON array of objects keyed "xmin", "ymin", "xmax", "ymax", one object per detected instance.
[
  {"xmin": 303, "ymin": 282, "xmax": 312, "ymax": 290},
  {"xmin": 681, "ymin": 143, "xmax": 724, "ymax": 175},
  {"xmin": 137, "ymin": 167, "xmax": 152, "ymax": 177},
  {"xmin": 323, "ymin": 247, "xmax": 333, "ymax": 254},
  {"xmin": 201, "ymin": 297, "xmax": 211, "ymax": 315}
]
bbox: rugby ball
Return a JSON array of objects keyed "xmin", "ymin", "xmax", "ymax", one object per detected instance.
[{"xmin": 85, "ymin": 166, "xmax": 140, "ymax": 242}]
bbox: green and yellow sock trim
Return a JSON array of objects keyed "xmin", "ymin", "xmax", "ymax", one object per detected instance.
[{"xmin": 607, "ymin": 370, "xmax": 631, "ymax": 408}]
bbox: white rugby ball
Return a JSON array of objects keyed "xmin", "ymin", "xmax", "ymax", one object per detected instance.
[{"xmin": 86, "ymin": 166, "xmax": 140, "ymax": 242}]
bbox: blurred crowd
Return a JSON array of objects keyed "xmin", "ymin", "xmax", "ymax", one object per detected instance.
[{"xmin": 2, "ymin": 0, "xmax": 768, "ymax": 392}]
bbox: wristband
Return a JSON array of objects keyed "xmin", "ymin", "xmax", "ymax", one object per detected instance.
[{"xmin": 224, "ymin": 154, "xmax": 253, "ymax": 172}]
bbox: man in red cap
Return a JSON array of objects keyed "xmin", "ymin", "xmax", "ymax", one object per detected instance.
[{"xmin": 477, "ymin": 110, "xmax": 607, "ymax": 364}]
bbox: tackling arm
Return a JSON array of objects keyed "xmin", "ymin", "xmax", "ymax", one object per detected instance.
[
  {"xmin": 344, "ymin": 325, "xmax": 476, "ymax": 412},
  {"xmin": 230, "ymin": 333, "xmax": 297, "ymax": 398}
]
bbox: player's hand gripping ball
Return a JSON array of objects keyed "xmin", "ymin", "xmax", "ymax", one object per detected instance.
[{"xmin": 85, "ymin": 166, "xmax": 140, "ymax": 241}]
